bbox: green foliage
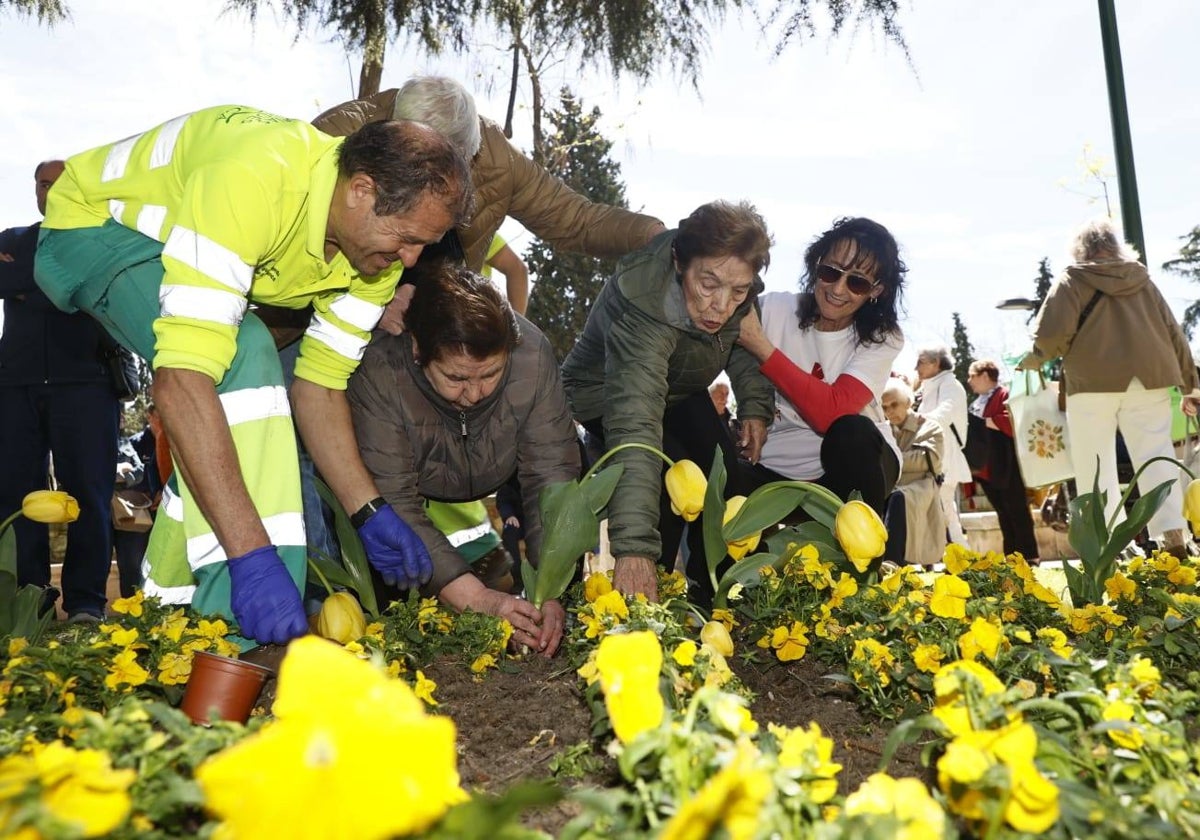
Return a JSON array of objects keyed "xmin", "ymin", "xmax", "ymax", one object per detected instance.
[
  {"xmin": 950, "ymin": 311, "xmax": 974, "ymax": 391},
  {"xmin": 1066, "ymin": 467, "xmax": 1175, "ymax": 607},
  {"xmin": 1029, "ymin": 257, "xmax": 1053, "ymax": 320},
  {"xmin": 0, "ymin": 511, "xmax": 54, "ymax": 644},
  {"xmin": 1162, "ymin": 225, "xmax": 1200, "ymax": 339},
  {"xmin": 0, "ymin": 0, "xmax": 67, "ymax": 24},
  {"xmin": 525, "ymin": 88, "xmax": 630, "ymax": 361}
]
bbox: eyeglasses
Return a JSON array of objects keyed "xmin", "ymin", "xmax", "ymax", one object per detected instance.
[{"xmin": 815, "ymin": 263, "xmax": 879, "ymax": 296}]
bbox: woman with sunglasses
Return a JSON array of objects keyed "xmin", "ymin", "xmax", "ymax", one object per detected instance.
[{"xmin": 737, "ymin": 217, "xmax": 905, "ymax": 531}]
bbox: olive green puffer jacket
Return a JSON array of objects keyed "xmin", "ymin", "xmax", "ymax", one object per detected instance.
[{"xmin": 561, "ymin": 231, "xmax": 774, "ymax": 561}]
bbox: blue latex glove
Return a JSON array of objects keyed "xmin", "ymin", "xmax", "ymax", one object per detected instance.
[
  {"xmin": 357, "ymin": 505, "xmax": 433, "ymax": 589},
  {"xmin": 226, "ymin": 545, "xmax": 308, "ymax": 645}
]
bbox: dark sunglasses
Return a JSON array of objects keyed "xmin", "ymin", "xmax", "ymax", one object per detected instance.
[{"xmin": 815, "ymin": 263, "xmax": 878, "ymax": 296}]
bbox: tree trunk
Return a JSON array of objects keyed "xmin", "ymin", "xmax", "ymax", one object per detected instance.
[
  {"xmin": 522, "ymin": 45, "xmax": 544, "ymax": 161},
  {"xmin": 357, "ymin": 18, "xmax": 387, "ymax": 99}
]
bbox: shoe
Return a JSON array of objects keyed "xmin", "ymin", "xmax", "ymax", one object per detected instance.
[
  {"xmin": 39, "ymin": 586, "xmax": 61, "ymax": 619},
  {"xmin": 66, "ymin": 611, "xmax": 103, "ymax": 625}
]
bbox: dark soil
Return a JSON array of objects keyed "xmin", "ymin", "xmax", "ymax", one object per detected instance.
[{"xmin": 419, "ymin": 651, "xmax": 931, "ymax": 835}]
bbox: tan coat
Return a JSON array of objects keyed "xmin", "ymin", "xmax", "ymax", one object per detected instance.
[
  {"xmin": 1024, "ymin": 259, "xmax": 1197, "ymax": 395},
  {"xmin": 891, "ymin": 413, "xmax": 947, "ymax": 566},
  {"xmin": 312, "ymin": 90, "xmax": 663, "ymax": 272}
]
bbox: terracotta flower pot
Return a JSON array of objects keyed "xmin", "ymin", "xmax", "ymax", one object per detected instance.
[{"xmin": 180, "ymin": 650, "xmax": 274, "ymax": 725}]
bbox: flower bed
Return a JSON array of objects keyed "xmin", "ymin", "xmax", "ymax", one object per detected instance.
[{"xmin": 5, "ymin": 544, "xmax": 1200, "ymax": 838}]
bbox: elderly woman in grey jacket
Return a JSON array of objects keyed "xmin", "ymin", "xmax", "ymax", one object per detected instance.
[
  {"xmin": 561, "ymin": 200, "xmax": 775, "ymax": 604},
  {"xmin": 348, "ymin": 264, "xmax": 580, "ymax": 655},
  {"xmin": 1022, "ymin": 218, "xmax": 1200, "ymax": 556}
]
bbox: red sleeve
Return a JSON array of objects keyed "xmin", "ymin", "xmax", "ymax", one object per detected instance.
[
  {"xmin": 760, "ymin": 349, "xmax": 874, "ymax": 434},
  {"xmin": 988, "ymin": 388, "xmax": 1015, "ymax": 437}
]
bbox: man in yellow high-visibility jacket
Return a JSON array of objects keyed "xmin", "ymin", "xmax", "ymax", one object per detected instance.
[{"xmin": 35, "ymin": 105, "xmax": 471, "ymax": 647}]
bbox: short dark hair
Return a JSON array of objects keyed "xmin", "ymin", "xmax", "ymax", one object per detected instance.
[
  {"xmin": 406, "ymin": 263, "xmax": 519, "ymax": 363},
  {"xmin": 796, "ymin": 217, "xmax": 905, "ymax": 345},
  {"xmin": 672, "ymin": 200, "xmax": 772, "ymax": 275},
  {"xmin": 969, "ymin": 359, "xmax": 1000, "ymax": 383},
  {"xmin": 338, "ymin": 120, "xmax": 472, "ymax": 224}
]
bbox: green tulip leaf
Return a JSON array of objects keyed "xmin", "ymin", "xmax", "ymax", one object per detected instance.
[
  {"xmin": 1104, "ymin": 479, "xmax": 1175, "ymax": 561},
  {"xmin": 701, "ymin": 446, "xmax": 729, "ymax": 580},
  {"xmin": 715, "ymin": 552, "xmax": 778, "ymax": 597},
  {"xmin": 580, "ymin": 464, "xmax": 625, "ymax": 515},
  {"xmin": 313, "ymin": 476, "xmax": 380, "ymax": 618},
  {"xmin": 534, "ymin": 480, "xmax": 598, "ymax": 606},
  {"xmin": 725, "ymin": 480, "xmax": 840, "ymax": 538},
  {"xmin": 0, "ymin": 521, "xmax": 15, "ymax": 580}
]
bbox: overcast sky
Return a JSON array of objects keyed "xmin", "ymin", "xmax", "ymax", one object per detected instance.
[{"xmin": 2, "ymin": 0, "xmax": 1197, "ymax": 372}]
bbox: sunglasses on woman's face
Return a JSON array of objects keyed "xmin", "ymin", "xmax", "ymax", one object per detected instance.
[{"xmin": 815, "ymin": 263, "xmax": 878, "ymax": 296}]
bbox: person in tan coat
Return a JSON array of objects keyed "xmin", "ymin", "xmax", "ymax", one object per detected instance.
[
  {"xmin": 313, "ymin": 77, "xmax": 665, "ymax": 284},
  {"xmin": 882, "ymin": 379, "xmax": 947, "ymax": 566},
  {"xmin": 1021, "ymin": 218, "xmax": 1200, "ymax": 556}
]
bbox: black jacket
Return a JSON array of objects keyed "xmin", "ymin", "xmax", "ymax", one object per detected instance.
[{"xmin": 0, "ymin": 223, "xmax": 109, "ymax": 387}]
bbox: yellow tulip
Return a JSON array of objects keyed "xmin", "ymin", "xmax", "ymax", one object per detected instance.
[
  {"xmin": 1184, "ymin": 478, "xmax": 1200, "ymax": 535},
  {"xmin": 700, "ymin": 620, "xmax": 734, "ymax": 657},
  {"xmin": 722, "ymin": 495, "xmax": 762, "ymax": 560},
  {"xmin": 315, "ymin": 592, "xmax": 367, "ymax": 645},
  {"xmin": 664, "ymin": 459, "xmax": 706, "ymax": 522},
  {"xmin": 833, "ymin": 500, "xmax": 886, "ymax": 572},
  {"xmin": 21, "ymin": 490, "xmax": 80, "ymax": 524}
]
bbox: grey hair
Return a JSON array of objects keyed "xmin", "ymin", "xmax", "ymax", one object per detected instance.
[
  {"xmin": 917, "ymin": 344, "xmax": 954, "ymax": 372},
  {"xmin": 1071, "ymin": 217, "xmax": 1139, "ymax": 263},
  {"xmin": 393, "ymin": 76, "xmax": 482, "ymax": 160},
  {"xmin": 882, "ymin": 378, "xmax": 914, "ymax": 405}
]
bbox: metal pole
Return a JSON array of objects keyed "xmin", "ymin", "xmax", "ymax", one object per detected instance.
[{"xmin": 1097, "ymin": 0, "xmax": 1148, "ymax": 264}]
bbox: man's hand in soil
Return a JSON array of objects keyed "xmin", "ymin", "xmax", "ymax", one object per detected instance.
[
  {"xmin": 613, "ymin": 555, "xmax": 659, "ymax": 603},
  {"xmin": 536, "ymin": 599, "xmax": 565, "ymax": 657},
  {"xmin": 483, "ymin": 590, "xmax": 544, "ymax": 650}
]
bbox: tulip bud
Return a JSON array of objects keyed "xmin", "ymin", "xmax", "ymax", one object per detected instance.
[
  {"xmin": 722, "ymin": 495, "xmax": 762, "ymax": 561},
  {"xmin": 21, "ymin": 490, "xmax": 81, "ymax": 524},
  {"xmin": 315, "ymin": 592, "xmax": 367, "ymax": 644},
  {"xmin": 833, "ymin": 500, "xmax": 887, "ymax": 573},
  {"xmin": 664, "ymin": 459, "xmax": 706, "ymax": 522},
  {"xmin": 1184, "ymin": 479, "xmax": 1200, "ymax": 536},
  {"xmin": 700, "ymin": 620, "xmax": 734, "ymax": 657}
]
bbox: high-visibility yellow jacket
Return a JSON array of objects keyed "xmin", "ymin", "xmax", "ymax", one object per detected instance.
[{"xmin": 43, "ymin": 105, "xmax": 401, "ymax": 389}]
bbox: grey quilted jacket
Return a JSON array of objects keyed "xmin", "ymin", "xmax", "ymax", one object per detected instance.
[{"xmin": 348, "ymin": 316, "xmax": 581, "ymax": 595}]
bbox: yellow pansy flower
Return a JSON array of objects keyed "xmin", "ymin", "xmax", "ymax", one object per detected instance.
[
  {"xmin": 470, "ymin": 654, "xmax": 496, "ymax": 674},
  {"xmin": 1102, "ymin": 699, "xmax": 1143, "ymax": 750},
  {"xmin": 664, "ymin": 459, "xmax": 706, "ymax": 522},
  {"xmin": 772, "ymin": 722, "xmax": 842, "ymax": 803},
  {"xmin": 1104, "ymin": 571, "xmax": 1137, "ymax": 601},
  {"xmin": 413, "ymin": 671, "xmax": 439, "ymax": 707},
  {"xmin": 595, "ymin": 631, "xmax": 664, "ymax": 744},
  {"xmin": 156, "ymin": 652, "xmax": 193, "ymax": 686},
  {"xmin": 109, "ymin": 591, "xmax": 144, "ymax": 617},
  {"xmin": 770, "ymin": 621, "xmax": 809, "ymax": 662},
  {"xmin": 104, "ymin": 649, "xmax": 149, "ymax": 692},
  {"xmin": 583, "ymin": 572, "xmax": 613, "ymax": 603},
  {"xmin": 958, "ymin": 616, "xmax": 1002, "ymax": 661},
  {"xmin": 942, "ymin": 542, "xmax": 974, "ymax": 575},
  {"xmin": 710, "ymin": 608, "xmax": 737, "ymax": 631},
  {"xmin": 197, "ymin": 638, "xmax": 465, "ymax": 840},
  {"xmin": 592, "ymin": 589, "xmax": 630, "ymax": 623},
  {"xmin": 912, "ymin": 643, "xmax": 944, "ymax": 674},
  {"xmin": 930, "ymin": 574, "xmax": 971, "ymax": 620},
  {"xmin": 827, "ymin": 573, "xmax": 858, "ymax": 609},
  {"xmin": 672, "ymin": 640, "xmax": 698, "ymax": 667},
  {"xmin": 844, "ymin": 773, "xmax": 947, "ymax": 840},
  {"xmin": 660, "ymin": 742, "xmax": 770, "ymax": 840}
]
